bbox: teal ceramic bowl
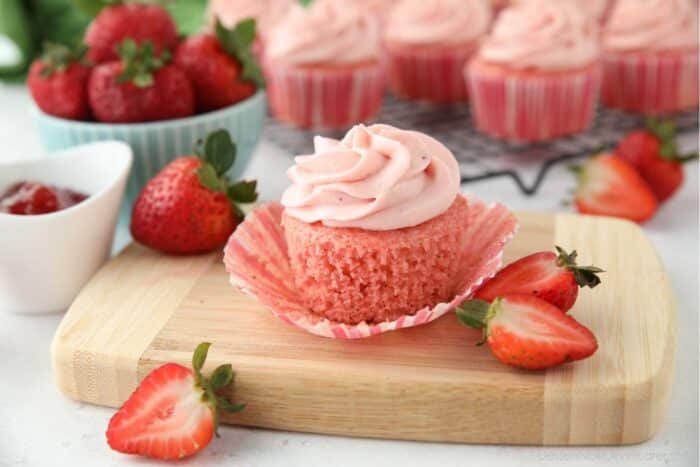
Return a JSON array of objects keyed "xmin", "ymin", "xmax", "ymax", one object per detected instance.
[{"xmin": 32, "ymin": 90, "xmax": 266, "ymax": 204}]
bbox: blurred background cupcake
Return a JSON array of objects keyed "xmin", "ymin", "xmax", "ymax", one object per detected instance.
[
  {"xmin": 510, "ymin": 0, "xmax": 615, "ymax": 23},
  {"xmin": 466, "ymin": 0, "xmax": 601, "ymax": 142},
  {"xmin": 263, "ymin": 0, "xmax": 383, "ymax": 130},
  {"xmin": 206, "ymin": 0, "xmax": 293, "ymax": 58},
  {"xmin": 382, "ymin": 0, "xmax": 492, "ymax": 103},
  {"xmin": 601, "ymin": 0, "xmax": 699, "ymax": 114},
  {"xmin": 355, "ymin": 0, "xmax": 398, "ymax": 25}
]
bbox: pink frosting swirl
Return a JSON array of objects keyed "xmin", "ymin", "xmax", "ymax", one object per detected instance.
[
  {"xmin": 206, "ymin": 0, "xmax": 293, "ymax": 38},
  {"xmin": 384, "ymin": 0, "xmax": 492, "ymax": 46},
  {"xmin": 265, "ymin": 0, "xmax": 379, "ymax": 65},
  {"xmin": 604, "ymin": 0, "xmax": 699, "ymax": 51},
  {"xmin": 511, "ymin": 0, "xmax": 611, "ymax": 22},
  {"xmin": 281, "ymin": 124, "xmax": 461, "ymax": 231},
  {"xmin": 478, "ymin": 0, "xmax": 599, "ymax": 70}
]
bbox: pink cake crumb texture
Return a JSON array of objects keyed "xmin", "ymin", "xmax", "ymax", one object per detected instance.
[
  {"xmin": 282, "ymin": 196, "xmax": 469, "ymax": 324},
  {"xmin": 223, "ymin": 194, "xmax": 518, "ymax": 339}
]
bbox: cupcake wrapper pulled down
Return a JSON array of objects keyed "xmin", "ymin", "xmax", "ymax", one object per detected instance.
[
  {"xmin": 383, "ymin": 44, "xmax": 476, "ymax": 103},
  {"xmin": 601, "ymin": 51, "xmax": 699, "ymax": 115},
  {"xmin": 263, "ymin": 61, "xmax": 384, "ymax": 130},
  {"xmin": 466, "ymin": 63, "xmax": 601, "ymax": 142},
  {"xmin": 223, "ymin": 195, "xmax": 518, "ymax": 339}
]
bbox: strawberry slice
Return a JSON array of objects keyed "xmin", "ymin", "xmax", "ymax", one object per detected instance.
[
  {"xmin": 456, "ymin": 295, "xmax": 598, "ymax": 370},
  {"xmin": 572, "ymin": 153, "xmax": 658, "ymax": 223},
  {"xmin": 106, "ymin": 343, "xmax": 245, "ymax": 460},
  {"xmin": 474, "ymin": 246, "xmax": 603, "ymax": 312}
]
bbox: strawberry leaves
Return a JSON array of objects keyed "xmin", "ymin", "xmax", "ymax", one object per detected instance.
[
  {"xmin": 646, "ymin": 117, "xmax": 699, "ymax": 163},
  {"xmin": 194, "ymin": 129, "xmax": 258, "ymax": 219},
  {"xmin": 117, "ymin": 39, "xmax": 170, "ymax": 87},
  {"xmin": 554, "ymin": 246, "xmax": 604, "ymax": 289},
  {"xmin": 38, "ymin": 42, "xmax": 88, "ymax": 78},
  {"xmin": 215, "ymin": 18, "xmax": 265, "ymax": 88},
  {"xmin": 190, "ymin": 342, "xmax": 245, "ymax": 435}
]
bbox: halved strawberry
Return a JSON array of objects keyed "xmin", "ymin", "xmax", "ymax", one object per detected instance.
[
  {"xmin": 106, "ymin": 343, "xmax": 245, "ymax": 460},
  {"xmin": 474, "ymin": 246, "xmax": 603, "ymax": 312},
  {"xmin": 572, "ymin": 154, "xmax": 658, "ymax": 223},
  {"xmin": 456, "ymin": 295, "xmax": 598, "ymax": 370}
]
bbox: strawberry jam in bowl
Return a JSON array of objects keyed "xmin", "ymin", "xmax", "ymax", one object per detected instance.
[
  {"xmin": 0, "ymin": 181, "xmax": 88, "ymax": 215},
  {"xmin": 0, "ymin": 142, "xmax": 132, "ymax": 314}
]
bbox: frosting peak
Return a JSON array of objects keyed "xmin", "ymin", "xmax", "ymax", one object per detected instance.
[
  {"xmin": 281, "ymin": 124, "xmax": 461, "ymax": 230},
  {"xmin": 384, "ymin": 0, "xmax": 492, "ymax": 46},
  {"xmin": 266, "ymin": 0, "xmax": 379, "ymax": 65},
  {"xmin": 603, "ymin": 0, "xmax": 699, "ymax": 52},
  {"xmin": 478, "ymin": 0, "xmax": 600, "ymax": 70}
]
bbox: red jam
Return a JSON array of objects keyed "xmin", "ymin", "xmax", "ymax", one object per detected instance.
[{"xmin": 0, "ymin": 181, "xmax": 88, "ymax": 215}]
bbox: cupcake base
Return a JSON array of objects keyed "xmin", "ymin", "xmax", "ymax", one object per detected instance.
[
  {"xmin": 263, "ymin": 59, "xmax": 384, "ymax": 130},
  {"xmin": 601, "ymin": 49, "xmax": 699, "ymax": 115},
  {"xmin": 282, "ymin": 196, "xmax": 470, "ymax": 325},
  {"xmin": 383, "ymin": 41, "xmax": 477, "ymax": 103},
  {"xmin": 223, "ymin": 195, "xmax": 518, "ymax": 339},
  {"xmin": 466, "ymin": 60, "xmax": 602, "ymax": 142}
]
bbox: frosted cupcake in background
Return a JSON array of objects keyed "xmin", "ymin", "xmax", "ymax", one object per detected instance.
[
  {"xmin": 263, "ymin": 0, "xmax": 384, "ymax": 129},
  {"xmin": 355, "ymin": 0, "xmax": 397, "ymax": 24},
  {"xmin": 509, "ymin": 0, "xmax": 614, "ymax": 23},
  {"xmin": 601, "ymin": 0, "xmax": 699, "ymax": 114},
  {"xmin": 206, "ymin": 0, "xmax": 292, "ymax": 38},
  {"xmin": 466, "ymin": 0, "xmax": 601, "ymax": 142},
  {"xmin": 382, "ymin": 0, "xmax": 492, "ymax": 103}
]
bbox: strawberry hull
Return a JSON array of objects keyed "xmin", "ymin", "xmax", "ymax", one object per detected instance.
[
  {"xmin": 466, "ymin": 60, "xmax": 601, "ymax": 142},
  {"xmin": 601, "ymin": 49, "xmax": 699, "ymax": 115},
  {"xmin": 263, "ymin": 60, "xmax": 384, "ymax": 130}
]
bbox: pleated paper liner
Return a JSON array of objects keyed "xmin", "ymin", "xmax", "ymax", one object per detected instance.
[{"xmin": 223, "ymin": 195, "xmax": 518, "ymax": 339}]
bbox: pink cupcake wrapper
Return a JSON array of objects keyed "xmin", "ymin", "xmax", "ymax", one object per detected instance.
[
  {"xmin": 263, "ymin": 61, "xmax": 385, "ymax": 130},
  {"xmin": 223, "ymin": 195, "xmax": 518, "ymax": 339},
  {"xmin": 601, "ymin": 51, "xmax": 699, "ymax": 115},
  {"xmin": 383, "ymin": 45, "xmax": 476, "ymax": 102},
  {"xmin": 466, "ymin": 63, "xmax": 602, "ymax": 142}
]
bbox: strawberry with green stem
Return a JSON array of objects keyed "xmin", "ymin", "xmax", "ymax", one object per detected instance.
[
  {"xmin": 457, "ymin": 295, "xmax": 598, "ymax": 370},
  {"xmin": 130, "ymin": 129, "xmax": 257, "ymax": 254},
  {"xmin": 107, "ymin": 342, "xmax": 245, "ymax": 460},
  {"xmin": 88, "ymin": 38, "xmax": 194, "ymax": 122},
  {"xmin": 174, "ymin": 18, "xmax": 264, "ymax": 113},
  {"xmin": 616, "ymin": 118, "xmax": 698, "ymax": 202},
  {"xmin": 28, "ymin": 42, "xmax": 91, "ymax": 120},
  {"xmin": 474, "ymin": 246, "xmax": 603, "ymax": 312}
]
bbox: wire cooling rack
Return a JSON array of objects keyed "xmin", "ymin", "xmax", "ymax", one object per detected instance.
[{"xmin": 264, "ymin": 95, "xmax": 699, "ymax": 195}]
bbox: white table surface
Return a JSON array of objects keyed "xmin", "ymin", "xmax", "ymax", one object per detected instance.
[{"xmin": 0, "ymin": 83, "xmax": 698, "ymax": 467}]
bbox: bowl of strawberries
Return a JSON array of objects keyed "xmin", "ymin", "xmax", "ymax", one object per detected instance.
[{"xmin": 28, "ymin": 2, "xmax": 266, "ymax": 204}]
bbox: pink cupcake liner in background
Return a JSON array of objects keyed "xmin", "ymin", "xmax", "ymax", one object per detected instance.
[
  {"xmin": 223, "ymin": 195, "xmax": 518, "ymax": 339},
  {"xmin": 466, "ymin": 61, "xmax": 602, "ymax": 142},
  {"xmin": 382, "ymin": 43, "xmax": 478, "ymax": 103},
  {"xmin": 601, "ymin": 50, "xmax": 699, "ymax": 115},
  {"xmin": 263, "ymin": 60, "xmax": 384, "ymax": 130}
]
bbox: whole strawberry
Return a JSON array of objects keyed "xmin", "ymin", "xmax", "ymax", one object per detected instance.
[
  {"xmin": 572, "ymin": 153, "xmax": 658, "ymax": 223},
  {"xmin": 616, "ymin": 119, "xmax": 698, "ymax": 202},
  {"xmin": 84, "ymin": 1, "xmax": 178, "ymax": 63},
  {"xmin": 88, "ymin": 39, "xmax": 194, "ymax": 123},
  {"xmin": 107, "ymin": 342, "xmax": 245, "ymax": 460},
  {"xmin": 475, "ymin": 246, "xmax": 603, "ymax": 312},
  {"xmin": 131, "ymin": 129, "xmax": 257, "ymax": 254},
  {"xmin": 28, "ymin": 43, "xmax": 91, "ymax": 120},
  {"xmin": 174, "ymin": 19, "xmax": 263, "ymax": 113},
  {"xmin": 457, "ymin": 295, "xmax": 598, "ymax": 370}
]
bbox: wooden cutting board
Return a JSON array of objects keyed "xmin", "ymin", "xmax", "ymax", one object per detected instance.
[{"xmin": 51, "ymin": 212, "xmax": 676, "ymax": 446}]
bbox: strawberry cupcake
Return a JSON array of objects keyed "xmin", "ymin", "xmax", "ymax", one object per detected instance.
[
  {"xmin": 263, "ymin": 0, "xmax": 384, "ymax": 130},
  {"xmin": 601, "ymin": 0, "xmax": 699, "ymax": 114},
  {"xmin": 382, "ymin": 0, "xmax": 492, "ymax": 103},
  {"xmin": 466, "ymin": 0, "xmax": 601, "ymax": 142},
  {"xmin": 224, "ymin": 124, "xmax": 518, "ymax": 338}
]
